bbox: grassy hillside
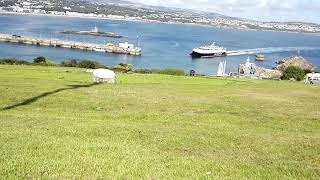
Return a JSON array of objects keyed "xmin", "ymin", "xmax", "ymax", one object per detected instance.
[{"xmin": 0, "ymin": 65, "xmax": 319, "ymax": 179}]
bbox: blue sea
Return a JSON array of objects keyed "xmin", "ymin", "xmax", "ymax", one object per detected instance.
[{"xmin": 0, "ymin": 15, "xmax": 319, "ymax": 75}]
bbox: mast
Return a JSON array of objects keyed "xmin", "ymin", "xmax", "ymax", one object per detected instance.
[
  {"xmin": 223, "ymin": 60, "xmax": 227, "ymax": 76},
  {"xmin": 217, "ymin": 61, "xmax": 223, "ymax": 76},
  {"xmin": 136, "ymin": 35, "xmax": 139, "ymax": 47},
  {"xmin": 217, "ymin": 60, "xmax": 227, "ymax": 76}
]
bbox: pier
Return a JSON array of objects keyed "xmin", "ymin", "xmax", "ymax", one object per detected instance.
[{"xmin": 0, "ymin": 34, "xmax": 142, "ymax": 56}]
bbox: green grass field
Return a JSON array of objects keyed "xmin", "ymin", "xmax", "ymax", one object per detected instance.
[{"xmin": 0, "ymin": 65, "xmax": 319, "ymax": 179}]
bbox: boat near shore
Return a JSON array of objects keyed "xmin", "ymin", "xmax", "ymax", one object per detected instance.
[
  {"xmin": 255, "ymin": 54, "xmax": 265, "ymax": 61},
  {"xmin": 61, "ymin": 26, "xmax": 123, "ymax": 38}
]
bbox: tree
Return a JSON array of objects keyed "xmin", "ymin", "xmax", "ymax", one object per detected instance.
[
  {"xmin": 33, "ymin": 56, "xmax": 46, "ymax": 64},
  {"xmin": 282, "ymin": 66, "xmax": 305, "ymax": 81}
]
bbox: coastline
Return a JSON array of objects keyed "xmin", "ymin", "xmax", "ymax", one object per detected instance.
[{"xmin": 1, "ymin": 12, "xmax": 319, "ymax": 36}]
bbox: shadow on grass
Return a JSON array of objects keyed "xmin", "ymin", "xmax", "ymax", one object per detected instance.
[{"xmin": 1, "ymin": 83, "xmax": 100, "ymax": 111}]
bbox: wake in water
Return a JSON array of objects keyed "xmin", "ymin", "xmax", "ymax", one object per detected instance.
[{"xmin": 227, "ymin": 47, "xmax": 320, "ymax": 56}]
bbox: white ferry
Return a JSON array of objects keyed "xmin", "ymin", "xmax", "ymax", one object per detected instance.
[{"xmin": 191, "ymin": 42, "xmax": 227, "ymax": 58}]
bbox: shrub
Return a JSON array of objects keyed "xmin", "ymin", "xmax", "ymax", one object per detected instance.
[
  {"xmin": 33, "ymin": 56, "xmax": 47, "ymax": 64},
  {"xmin": 282, "ymin": 66, "xmax": 305, "ymax": 81},
  {"xmin": 60, "ymin": 60, "xmax": 78, "ymax": 67},
  {"xmin": 304, "ymin": 69, "xmax": 312, "ymax": 75},
  {"xmin": 158, "ymin": 68, "xmax": 185, "ymax": 76},
  {"xmin": 0, "ymin": 57, "xmax": 107, "ymax": 69},
  {"xmin": 114, "ymin": 63, "xmax": 133, "ymax": 72},
  {"xmin": 150, "ymin": 69, "xmax": 161, "ymax": 74},
  {"xmin": 134, "ymin": 69, "xmax": 153, "ymax": 74},
  {"xmin": 41, "ymin": 60, "xmax": 56, "ymax": 66},
  {"xmin": 33, "ymin": 56, "xmax": 56, "ymax": 66},
  {"xmin": 0, "ymin": 58, "xmax": 30, "ymax": 65},
  {"xmin": 78, "ymin": 60, "xmax": 106, "ymax": 69}
]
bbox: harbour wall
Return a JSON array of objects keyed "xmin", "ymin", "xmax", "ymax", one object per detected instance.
[{"xmin": 0, "ymin": 34, "xmax": 141, "ymax": 56}]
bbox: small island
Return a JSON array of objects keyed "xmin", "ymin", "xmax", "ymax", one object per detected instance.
[{"xmin": 61, "ymin": 26, "xmax": 123, "ymax": 38}]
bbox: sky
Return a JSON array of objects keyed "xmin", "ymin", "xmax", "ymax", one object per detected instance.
[{"xmin": 126, "ymin": 0, "xmax": 320, "ymax": 23}]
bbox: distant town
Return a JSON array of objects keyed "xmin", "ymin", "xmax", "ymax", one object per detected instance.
[{"xmin": 1, "ymin": 0, "xmax": 320, "ymax": 34}]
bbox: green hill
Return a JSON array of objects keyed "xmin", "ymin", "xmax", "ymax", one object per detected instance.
[{"xmin": 0, "ymin": 65, "xmax": 319, "ymax": 179}]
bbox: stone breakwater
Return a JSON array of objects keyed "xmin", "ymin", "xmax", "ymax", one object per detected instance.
[{"xmin": 0, "ymin": 34, "xmax": 142, "ymax": 56}]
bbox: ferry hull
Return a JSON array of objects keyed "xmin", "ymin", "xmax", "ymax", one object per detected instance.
[{"xmin": 190, "ymin": 51, "xmax": 227, "ymax": 58}]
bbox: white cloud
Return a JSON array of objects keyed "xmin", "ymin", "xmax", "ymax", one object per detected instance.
[{"xmin": 126, "ymin": 0, "xmax": 320, "ymax": 23}]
